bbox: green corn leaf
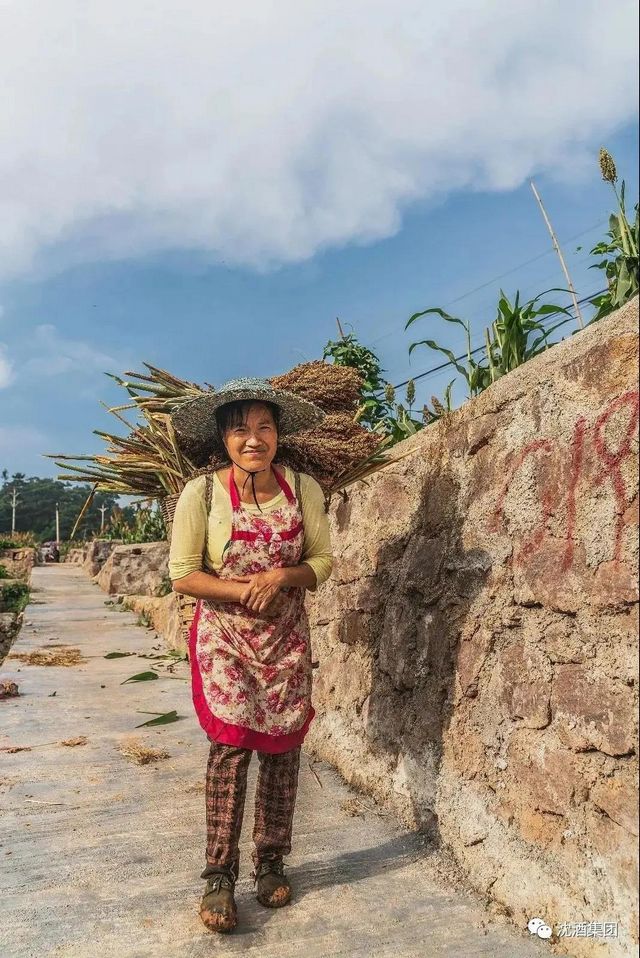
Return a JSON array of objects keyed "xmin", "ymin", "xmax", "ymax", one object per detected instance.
[
  {"xmin": 135, "ymin": 710, "xmax": 182, "ymax": 728},
  {"xmin": 408, "ymin": 339, "xmax": 469, "ymax": 380},
  {"xmin": 121, "ymin": 670, "xmax": 159, "ymax": 684}
]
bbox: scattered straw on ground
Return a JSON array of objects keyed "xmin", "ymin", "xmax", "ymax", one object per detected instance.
[
  {"xmin": 0, "ymin": 745, "xmax": 32, "ymax": 753},
  {"xmin": 184, "ymin": 780, "xmax": 205, "ymax": 794},
  {"xmin": 0, "ymin": 679, "xmax": 20, "ymax": 699},
  {"xmin": 8, "ymin": 647, "xmax": 85, "ymax": 667},
  {"xmin": 117, "ymin": 737, "xmax": 169, "ymax": 765},
  {"xmin": 60, "ymin": 736, "xmax": 88, "ymax": 747},
  {"xmin": 341, "ymin": 797, "xmax": 366, "ymax": 818}
]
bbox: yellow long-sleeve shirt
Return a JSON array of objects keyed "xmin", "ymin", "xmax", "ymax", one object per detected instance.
[{"xmin": 168, "ymin": 466, "xmax": 333, "ymax": 590}]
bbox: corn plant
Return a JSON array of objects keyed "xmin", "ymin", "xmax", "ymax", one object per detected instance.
[
  {"xmin": 406, "ymin": 290, "xmax": 571, "ymax": 399},
  {"xmin": 588, "ymin": 149, "xmax": 639, "ymax": 322},
  {"xmin": 484, "ymin": 290, "xmax": 572, "ymax": 382}
]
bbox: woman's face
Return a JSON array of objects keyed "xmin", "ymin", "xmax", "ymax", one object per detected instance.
[{"xmin": 222, "ymin": 402, "xmax": 278, "ymax": 472}]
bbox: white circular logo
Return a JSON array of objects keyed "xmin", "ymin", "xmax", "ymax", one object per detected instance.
[{"xmin": 527, "ymin": 917, "xmax": 553, "ymax": 939}]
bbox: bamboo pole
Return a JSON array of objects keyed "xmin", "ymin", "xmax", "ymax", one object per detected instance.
[{"xmin": 530, "ymin": 179, "xmax": 584, "ymax": 329}]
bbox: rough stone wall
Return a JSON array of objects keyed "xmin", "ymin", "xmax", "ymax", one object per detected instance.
[
  {"xmin": 306, "ymin": 298, "xmax": 639, "ymax": 957},
  {"xmin": 64, "ymin": 546, "xmax": 88, "ymax": 565},
  {"xmin": 121, "ymin": 593, "xmax": 182, "ymax": 652},
  {"xmin": 0, "ymin": 548, "xmax": 36, "ymax": 581},
  {"xmin": 95, "ymin": 542, "xmax": 170, "ymax": 597},
  {"xmin": 82, "ymin": 539, "xmax": 122, "ymax": 577}
]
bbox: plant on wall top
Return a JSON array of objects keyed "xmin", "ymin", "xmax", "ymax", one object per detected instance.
[{"xmin": 588, "ymin": 148, "xmax": 639, "ymax": 322}]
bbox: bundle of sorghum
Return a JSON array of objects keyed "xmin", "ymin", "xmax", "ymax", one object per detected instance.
[
  {"xmin": 269, "ymin": 361, "xmax": 362, "ymax": 413},
  {"xmin": 276, "ymin": 412, "xmax": 383, "ymax": 491}
]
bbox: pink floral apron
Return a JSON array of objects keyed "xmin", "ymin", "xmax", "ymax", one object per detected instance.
[{"xmin": 189, "ymin": 465, "xmax": 314, "ymax": 752}]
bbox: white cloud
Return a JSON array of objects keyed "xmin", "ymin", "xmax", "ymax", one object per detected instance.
[
  {"xmin": 21, "ymin": 325, "xmax": 122, "ymax": 378},
  {"xmin": 0, "ymin": 344, "xmax": 14, "ymax": 388},
  {"xmin": 0, "ymin": 1, "xmax": 637, "ymax": 276}
]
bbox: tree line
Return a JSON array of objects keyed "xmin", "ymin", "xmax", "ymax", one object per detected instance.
[{"xmin": 0, "ymin": 470, "xmax": 132, "ymax": 542}]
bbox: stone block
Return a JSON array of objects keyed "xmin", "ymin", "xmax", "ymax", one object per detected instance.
[
  {"xmin": 506, "ymin": 736, "xmax": 578, "ymax": 816},
  {"xmin": 95, "ymin": 542, "xmax": 170, "ymax": 597},
  {"xmin": 499, "ymin": 638, "xmax": 550, "ymax": 728},
  {"xmin": 456, "ymin": 626, "xmax": 493, "ymax": 698},
  {"xmin": 551, "ymin": 664, "xmax": 636, "ymax": 756},
  {"xmin": 590, "ymin": 772, "xmax": 639, "ymax": 837}
]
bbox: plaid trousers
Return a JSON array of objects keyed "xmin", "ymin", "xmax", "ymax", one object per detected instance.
[{"xmin": 202, "ymin": 741, "xmax": 301, "ymax": 880}]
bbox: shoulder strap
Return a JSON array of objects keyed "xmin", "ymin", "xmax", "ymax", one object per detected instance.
[
  {"xmin": 294, "ymin": 469, "xmax": 302, "ymax": 509},
  {"xmin": 203, "ymin": 473, "xmax": 214, "ymax": 555}
]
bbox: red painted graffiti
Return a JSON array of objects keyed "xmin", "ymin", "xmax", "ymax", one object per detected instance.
[{"xmin": 491, "ymin": 390, "xmax": 639, "ymax": 570}]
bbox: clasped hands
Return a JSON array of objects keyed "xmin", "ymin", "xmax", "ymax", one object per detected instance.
[{"xmin": 234, "ymin": 569, "xmax": 289, "ymax": 616}]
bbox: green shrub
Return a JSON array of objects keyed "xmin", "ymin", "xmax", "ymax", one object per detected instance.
[
  {"xmin": 0, "ymin": 581, "xmax": 30, "ymax": 613},
  {"xmin": 103, "ymin": 507, "xmax": 166, "ymax": 544}
]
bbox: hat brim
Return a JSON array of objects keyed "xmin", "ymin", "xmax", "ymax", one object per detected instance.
[{"xmin": 171, "ymin": 385, "xmax": 326, "ymax": 458}]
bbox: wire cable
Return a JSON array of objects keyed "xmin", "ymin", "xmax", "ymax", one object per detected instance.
[{"xmin": 369, "ymin": 219, "xmax": 606, "ymax": 349}]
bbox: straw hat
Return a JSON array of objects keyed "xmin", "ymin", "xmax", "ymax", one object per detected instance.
[{"xmin": 171, "ymin": 377, "xmax": 326, "ymax": 462}]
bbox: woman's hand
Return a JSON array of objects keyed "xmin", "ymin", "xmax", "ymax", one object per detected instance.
[{"xmin": 237, "ymin": 569, "xmax": 284, "ymax": 614}]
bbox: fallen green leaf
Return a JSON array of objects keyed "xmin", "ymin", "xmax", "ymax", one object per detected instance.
[
  {"xmin": 104, "ymin": 651, "xmax": 134, "ymax": 659},
  {"xmin": 135, "ymin": 710, "xmax": 181, "ymax": 728},
  {"xmin": 121, "ymin": 670, "xmax": 159, "ymax": 684}
]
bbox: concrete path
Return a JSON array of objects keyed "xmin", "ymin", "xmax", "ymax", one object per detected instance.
[{"xmin": 1, "ymin": 566, "xmax": 547, "ymax": 958}]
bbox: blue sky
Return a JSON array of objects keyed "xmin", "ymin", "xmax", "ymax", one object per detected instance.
[{"xmin": 0, "ymin": 2, "xmax": 638, "ymax": 479}]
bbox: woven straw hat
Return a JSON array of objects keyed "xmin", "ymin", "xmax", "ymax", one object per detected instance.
[{"xmin": 171, "ymin": 377, "xmax": 326, "ymax": 460}]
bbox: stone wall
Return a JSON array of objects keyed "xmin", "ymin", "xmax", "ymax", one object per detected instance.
[
  {"xmin": 95, "ymin": 542, "xmax": 170, "ymax": 597},
  {"xmin": 0, "ymin": 548, "xmax": 36, "ymax": 581},
  {"xmin": 64, "ymin": 546, "xmax": 88, "ymax": 565},
  {"xmin": 121, "ymin": 593, "xmax": 183, "ymax": 653},
  {"xmin": 82, "ymin": 539, "xmax": 122, "ymax": 577},
  {"xmin": 0, "ymin": 549, "xmax": 34, "ymax": 666},
  {"xmin": 306, "ymin": 298, "xmax": 639, "ymax": 957}
]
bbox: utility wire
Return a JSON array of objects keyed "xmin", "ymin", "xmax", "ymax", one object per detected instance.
[
  {"xmin": 369, "ymin": 219, "xmax": 606, "ymax": 348},
  {"xmin": 389, "ymin": 288, "xmax": 606, "ymax": 391}
]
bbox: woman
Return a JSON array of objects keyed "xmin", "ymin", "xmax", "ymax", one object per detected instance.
[{"xmin": 169, "ymin": 378, "xmax": 333, "ymax": 934}]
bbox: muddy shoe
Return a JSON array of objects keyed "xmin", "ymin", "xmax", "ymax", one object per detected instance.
[
  {"xmin": 199, "ymin": 867, "xmax": 237, "ymax": 933},
  {"xmin": 253, "ymin": 858, "xmax": 291, "ymax": 908}
]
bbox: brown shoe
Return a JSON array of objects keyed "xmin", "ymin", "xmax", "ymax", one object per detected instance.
[
  {"xmin": 199, "ymin": 867, "xmax": 237, "ymax": 933},
  {"xmin": 253, "ymin": 858, "xmax": 291, "ymax": 908}
]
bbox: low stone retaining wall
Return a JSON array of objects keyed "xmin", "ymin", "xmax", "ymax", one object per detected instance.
[
  {"xmin": 306, "ymin": 298, "xmax": 639, "ymax": 957},
  {"xmin": 0, "ymin": 548, "xmax": 36, "ymax": 581},
  {"xmin": 0, "ymin": 610, "xmax": 22, "ymax": 667},
  {"xmin": 95, "ymin": 542, "xmax": 170, "ymax": 597},
  {"xmin": 64, "ymin": 547, "xmax": 87, "ymax": 565},
  {"xmin": 82, "ymin": 539, "xmax": 122, "ymax": 577},
  {"xmin": 121, "ymin": 594, "xmax": 183, "ymax": 653},
  {"xmin": 88, "ymin": 541, "xmax": 184, "ymax": 649}
]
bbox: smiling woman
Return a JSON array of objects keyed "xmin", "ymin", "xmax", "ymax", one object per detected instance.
[{"xmin": 168, "ymin": 378, "xmax": 333, "ymax": 933}]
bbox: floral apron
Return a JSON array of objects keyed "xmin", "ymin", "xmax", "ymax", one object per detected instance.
[{"xmin": 189, "ymin": 466, "xmax": 314, "ymax": 751}]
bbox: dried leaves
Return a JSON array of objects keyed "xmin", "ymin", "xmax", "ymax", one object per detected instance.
[
  {"xmin": 8, "ymin": 647, "xmax": 85, "ymax": 667},
  {"xmin": 0, "ymin": 679, "xmax": 19, "ymax": 699},
  {"xmin": 117, "ymin": 737, "xmax": 169, "ymax": 765}
]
